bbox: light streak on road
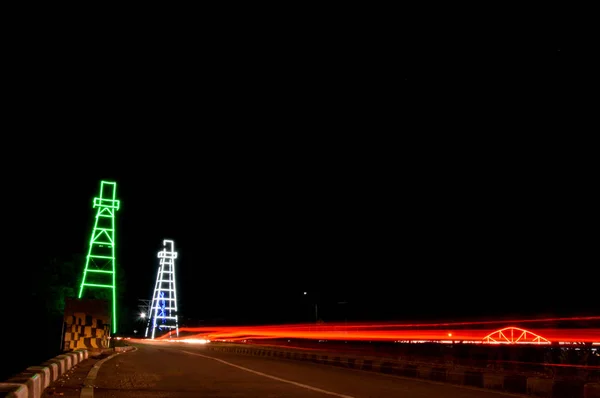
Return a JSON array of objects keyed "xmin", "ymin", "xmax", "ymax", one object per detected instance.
[{"xmin": 152, "ymin": 317, "xmax": 600, "ymax": 345}]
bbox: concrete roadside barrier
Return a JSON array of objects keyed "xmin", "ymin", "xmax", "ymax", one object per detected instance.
[
  {"xmin": 585, "ymin": 383, "xmax": 600, "ymax": 398},
  {"xmin": 3, "ymin": 372, "xmax": 42, "ymax": 398},
  {"xmin": 526, "ymin": 377, "xmax": 586, "ymax": 398},
  {"xmin": 445, "ymin": 367, "xmax": 484, "ymax": 388},
  {"xmin": 204, "ymin": 343, "xmax": 599, "ymax": 398},
  {"xmin": 483, "ymin": 372, "xmax": 527, "ymax": 394},
  {"xmin": 0, "ymin": 382, "xmax": 28, "ymax": 398},
  {"xmin": 24, "ymin": 367, "xmax": 51, "ymax": 391},
  {"xmin": 0, "ymin": 349, "xmax": 88, "ymax": 398}
]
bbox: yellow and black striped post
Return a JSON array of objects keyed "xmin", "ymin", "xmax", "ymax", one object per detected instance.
[{"xmin": 63, "ymin": 298, "xmax": 111, "ymax": 351}]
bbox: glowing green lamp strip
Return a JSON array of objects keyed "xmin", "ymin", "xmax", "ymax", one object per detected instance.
[
  {"xmin": 83, "ymin": 283, "xmax": 114, "ymax": 288},
  {"xmin": 78, "ymin": 181, "xmax": 120, "ymax": 334},
  {"xmin": 111, "ymin": 200, "xmax": 117, "ymax": 335}
]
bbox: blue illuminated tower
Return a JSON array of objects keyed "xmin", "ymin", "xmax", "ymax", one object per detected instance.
[{"xmin": 145, "ymin": 240, "xmax": 179, "ymax": 339}]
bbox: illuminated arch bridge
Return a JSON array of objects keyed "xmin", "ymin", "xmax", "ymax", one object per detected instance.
[{"xmin": 482, "ymin": 327, "xmax": 550, "ymax": 344}]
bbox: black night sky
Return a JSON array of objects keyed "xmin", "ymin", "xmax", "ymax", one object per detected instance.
[{"xmin": 4, "ymin": 29, "xmax": 596, "ymax": 340}]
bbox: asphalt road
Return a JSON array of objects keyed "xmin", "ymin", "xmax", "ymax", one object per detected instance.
[{"xmin": 92, "ymin": 341, "xmax": 521, "ymax": 398}]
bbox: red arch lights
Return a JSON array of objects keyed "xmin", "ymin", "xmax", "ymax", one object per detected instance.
[{"xmin": 482, "ymin": 327, "xmax": 550, "ymax": 344}]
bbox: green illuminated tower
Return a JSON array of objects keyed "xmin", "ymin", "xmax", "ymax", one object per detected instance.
[{"xmin": 78, "ymin": 180, "xmax": 120, "ymax": 333}]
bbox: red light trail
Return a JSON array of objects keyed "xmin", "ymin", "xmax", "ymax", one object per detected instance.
[{"xmin": 155, "ymin": 317, "xmax": 600, "ymax": 344}]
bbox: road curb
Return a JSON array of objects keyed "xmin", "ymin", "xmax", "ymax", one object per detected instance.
[
  {"xmin": 0, "ymin": 349, "xmax": 88, "ymax": 398},
  {"xmin": 205, "ymin": 344, "xmax": 598, "ymax": 398},
  {"xmin": 114, "ymin": 345, "xmax": 135, "ymax": 352},
  {"xmin": 80, "ymin": 346, "xmax": 137, "ymax": 398}
]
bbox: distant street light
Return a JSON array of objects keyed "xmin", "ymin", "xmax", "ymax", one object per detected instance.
[{"xmin": 138, "ymin": 299, "xmax": 151, "ymax": 324}]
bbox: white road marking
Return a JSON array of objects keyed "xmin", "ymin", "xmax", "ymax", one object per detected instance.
[
  {"xmin": 181, "ymin": 350, "xmax": 356, "ymax": 398},
  {"xmin": 80, "ymin": 347, "xmax": 138, "ymax": 398}
]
